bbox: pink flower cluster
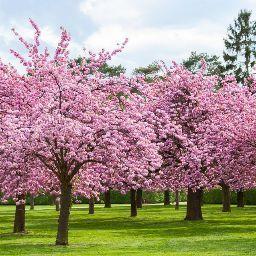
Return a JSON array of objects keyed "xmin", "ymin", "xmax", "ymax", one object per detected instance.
[{"xmin": 0, "ymin": 20, "xmax": 256, "ymax": 205}]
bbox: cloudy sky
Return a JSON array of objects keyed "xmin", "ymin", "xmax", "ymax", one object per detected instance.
[{"xmin": 0, "ymin": 0, "xmax": 256, "ymax": 73}]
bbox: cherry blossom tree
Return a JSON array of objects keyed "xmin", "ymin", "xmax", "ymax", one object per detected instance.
[
  {"xmin": 201, "ymin": 75, "xmax": 256, "ymax": 212},
  {"xmin": 146, "ymin": 62, "xmax": 221, "ymax": 220},
  {"xmin": 2, "ymin": 19, "xmax": 256, "ymax": 248},
  {"xmin": 0, "ymin": 20, "xmax": 162, "ymax": 245},
  {"xmin": 0, "ymin": 60, "xmax": 50, "ymax": 233}
]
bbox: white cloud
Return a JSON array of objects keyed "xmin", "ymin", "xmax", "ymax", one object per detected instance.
[
  {"xmin": 10, "ymin": 21, "xmax": 34, "ymax": 40},
  {"xmin": 79, "ymin": 0, "xmax": 227, "ymax": 71},
  {"xmin": 0, "ymin": 21, "xmax": 83, "ymax": 73},
  {"xmin": 243, "ymin": 0, "xmax": 256, "ymax": 8},
  {"xmin": 41, "ymin": 26, "xmax": 59, "ymax": 47},
  {"xmin": 84, "ymin": 23, "xmax": 224, "ymax": 53},
  {"xmin": 0, "ymin": 21, "xmax": 58, "ymax": 47},
  {"xmin": 0, "ymin": 22, "xmax": 35, "ymax": 47},
  {"xmin": 0, "ymin": 26, "xmax": 14, "ymax": 45},
  {"xmin": 2, "ymin": 0, "xmax": 254, "ymax": 73},
  {"xmin": 82, "ymin": 22, "xmax": 226, "ymax": 72},
  {"xmin": 79, "ymin": 0, "xmax": 143, "ymax": 26}
]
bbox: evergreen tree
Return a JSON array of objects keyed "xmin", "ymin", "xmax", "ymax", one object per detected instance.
[
  {"xmin": 73, "ymin": 57, "xmax": 126, "ymax": 77},
  {"xmin": 183, "ymin": 51, "xmax": 224, "ymax": 76},
  {"xmin": 99, "ymin": 63, "xmax": 126, "ymax": 77},
  {"xmin": 133, "ymin": 62, "xmax": 160, "ymax": 82},
  {"xmin": 223, "ymin": 9, "xmax": 256, "ymax": 84}
]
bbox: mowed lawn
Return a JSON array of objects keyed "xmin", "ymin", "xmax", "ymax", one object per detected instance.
[{"xmin": 0, "ymin": 204, "xmax": 256, "ymax": 256}]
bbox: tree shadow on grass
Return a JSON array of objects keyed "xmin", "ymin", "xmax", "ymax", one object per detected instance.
[
  {"xmin": 0, "ymin": 204, "xmax": 256, "ymax": 255},
  {"xmin": 3, "ymin": 204, "xmax": 255, "ymax": 237},
  {"xmin": 0, "ymin": 236, "xmax": 255, "ymax": 255}
]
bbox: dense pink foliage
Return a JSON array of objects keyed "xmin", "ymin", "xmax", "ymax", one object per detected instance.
[
  {"xmin": 0, "ymin": 20, "xmax": 256, "ymax": 205},
  {"xmin": 145, "ymin": 64, "xmax": 256, "ymax": 193},
  {"xmin": 0, "ymin": 20, "xmax": 162, "ymax": 203},
  {"xmin": 202, "ymin": 76, "xmax": 256, "ymax": 190},
  {"xmin": 145, "ymin": 64, "xmax": 218, "ymax": 192}
]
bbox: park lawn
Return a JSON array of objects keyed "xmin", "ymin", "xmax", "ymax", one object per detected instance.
[{"xmin": 0, "ymin": 204, "xmax": 255, "ymax": 255}]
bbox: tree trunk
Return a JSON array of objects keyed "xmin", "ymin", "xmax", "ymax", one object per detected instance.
[
  {"xmin": 185, "ymin": 188, "xmax": 203, "ymax": 220},
  {"xmin": 136, "ymin": 188, "xmax": 143, "ymax": 208},
  {"xmin": 13, "ymin": 195, "xmax": 26, "ymax": 233},
  {"xmin": 164, "ymin": 190, "xmax": 170, "ymax": 206},
  {"xmin": 89, "ymin": 198, "xmax": 94, "ymax": 214},
  {"xmin": 237, "ymin": 189, "xmax": 244, "ymax": 208},
  {"xmin": 30, "ymin": 195, "xmax": 35, "ymax": 210},
  {"xmin": 130, "ymin": 189, "xmax": 137, "ymax": 217},
  {"xmin": 201, "ymin": 190, "xmax": 204, "ymax": 206},
  {"xmin": 55, "ymin": 183, "xmax": 72, "ymax": 245},
  {"xmin": 50, "ymin": 195, "xmax": 55, "ymax": 205},
  {"xmin": 104, "ymin": 190, "xmax": 111, "ymax": 208},
  {"xmin": 221, "ymin": 183, "xmax": 231, "ymax": 212},
  {"xmin": 51, "ymin": 195, "xmax": 55, "ymax": 206},
  {"xmin": 55, "ymin": 196, "xmax": 60, "ymax": 211},
  {"xmin": 175, "ymin": 190, "xmax": 179, "ymax": 210}
]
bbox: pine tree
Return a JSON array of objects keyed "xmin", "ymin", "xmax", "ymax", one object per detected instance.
[
  {"xmin": 223, "ymin": 9, "xmax": 256, "ymax": 84},
  {"xmin": 183, "ymin": 51, "xmax": 223, "ymax": 76},
  {"xmin": 73, "ymin": 57, "xmax": 126, "ymax": 77},
  {"xmin": 99, "ymin": 63, "xmax": 126, "ymax": 77},
  {"xmin": 133, "ymin": 62, "xmax": 160, "ymax": 82}
]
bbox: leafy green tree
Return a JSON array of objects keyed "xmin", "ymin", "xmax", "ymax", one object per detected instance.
[
  {"xmin": 74, "ymin": 57, "xmax": 126, "ymax": 77},
  {"xmin": 183, "ymin": 51, "xmax": 224, "ymax": 76},
  {"xmin": 223, "ymin": 9, "xmax": 256, "ymax": 84},
  {"xmin": 99, "ymin": 63, "xmax": 126, "ymax": 77},
  {"xmin": 133, "ymin": 62, "xmax": 160, "ymax": 82}
]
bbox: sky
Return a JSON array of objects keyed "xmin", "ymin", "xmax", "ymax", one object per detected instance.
[{"xmin": 0, "ymin": 0, "xmax": 256, "ymax": 73}]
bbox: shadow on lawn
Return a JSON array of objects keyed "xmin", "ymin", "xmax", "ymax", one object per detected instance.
[
  {"xmin": 0, "ymin": 205, "xmax": 256, "ymax": 255},
  {"xmin": 17, "ymin": 206, "xmax": 256, "ymax": 235},
  {"xmin": 0, "ymin": 236, "xmax": 255, "ymax": 255}
]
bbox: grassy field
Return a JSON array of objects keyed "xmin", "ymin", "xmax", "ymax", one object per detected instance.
[{"xmin": 0, "ymin": 204, "xmax": 255, "ymax": 255}]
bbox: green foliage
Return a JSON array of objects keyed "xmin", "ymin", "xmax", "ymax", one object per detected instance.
[
  {"xmin": 142, "ymin": 191, "xmax": 164, "ymax": 203},
  {"xmin": 1, "ymin": 191, "xmax": 187, "ymax": 205},
  {"xmin": 223, "ymin": 9, "xmax": 256, "ymax": 84},
  {"xmin": 1, "ymin": 195, "xmax": 53, "ymax": 205},
  {"xmin": 182, "ymin": 51, "xmax": 224, "ymax": 76},
  {"xmin": 73, "ymin": 57, "xmax": 126, "ymax": 77},
  {"xmin": 244, "ymin": 190, "xmax": 256, "ymax": 204},
  {"xmin": 0, "ymin": 205, "xmax": 256, "ymax": 255},
  {"xmin": 133, "ymin": 62, "xmax": 161, "ymax": 82},
  {"xmin": 4, "ymin": 190, "xmax": 256, "ymax": 206},
  {"xmin": 99, "ymin": 63, "xmax": 126, "ymax": 77},
  {"xmin": 203, "ymin": 189, "xmax": 236, "ymax": 204},
  {"xmin": 203, "ymin": 189, "xmax": 256, "ymax": 205},
  {"xmin": 34, "ymin": 195, "xmax": 53, "ymax": 205}
]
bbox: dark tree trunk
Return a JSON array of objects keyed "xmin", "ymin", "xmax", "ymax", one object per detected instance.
[
  {"xmin": 164, "ymin": 190, "xmax": 170, "ymax": 206},
  {"xmin": 221, "ymin": 183, "xmax": 231, "ymax": 212},
  {"xmin": 13, "ymin": 194, "xmax": 26, "ymax": 233},
  {"xmin": 130, "ymin": 189, "xmax": 137, "ymax": 217},
  {"xmin": 104, "ymin": 190, "xmax": 111, "ymax": 208},
  {"xmin": 201, "ymin": 190, "xmax": 204, "ymax": 206},
  {"xmin": 51, "ymin": 195, "xmax": 55, "ymax": 206},
  {"xmin": 136, "ymin": 188, "xmax": 143, "ymax": 208},
  {"xmin": 56, "ymin": 183, "xmax": 72, "ymax": 245},
  {"xmin": 175, "ymin": 190, "xmax": 179, "ymax": 210},
  {"xmin": 30, "ymin": 195, "xmax": 35, "ymax": 210},
  {"xmin": 55, "ymin": 196, "xmax": 60, "ymax": 211},
  {"xmin": 237, "ymin": 189, "xmax": 244, "ymax": 208},
  {"xmin": 185, "ymin": 188, "xmax": 203, "ymax": 220},
  {"xmin": 89, "ymin": 198, "xmax": 94, "ymax": 214}
]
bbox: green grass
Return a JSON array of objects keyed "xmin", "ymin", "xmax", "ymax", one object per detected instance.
[{"xmin": 0, "ymin": 204, "xmax": 256, "ymax": 255}]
